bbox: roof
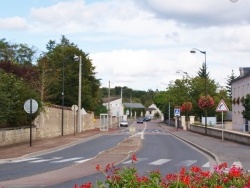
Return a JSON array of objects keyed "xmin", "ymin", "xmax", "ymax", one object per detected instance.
[
  {"xmin": 231, "ymin": 67, "xmax": 250, "ymax": 83},
  {"xmin": 102, "ymin": 96, "xmax": 120, "ymax": 103},
  {"xmin": 123, "ymin": 103, "xmax": 145, "ymax": 109}
]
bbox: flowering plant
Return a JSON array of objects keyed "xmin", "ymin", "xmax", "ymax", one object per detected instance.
[
  {"xmin": 181, "ymin": 102, "xmax": 192, "ymax": 112},
  {"xmin": 198, "ymin": 95, "xmax": 215, "ymax": 110},
  {"xmin": 75, "ymin": 154, "xmax": 250, "ymax": 188}
]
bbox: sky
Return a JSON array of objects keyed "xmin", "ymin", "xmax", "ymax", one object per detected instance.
[{"xmin": 1, "ymin": 0, "xmax": 249, "ymax": 91}]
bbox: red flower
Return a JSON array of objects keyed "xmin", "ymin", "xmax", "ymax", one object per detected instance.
[
  {"xmin": 132, "ymin": 154, "xmax": 137, "ymax": 161},
  {"xmin": 198, "ymin": 95, "xmax": 215, "ymax": 110},
  {"xmin": 96, "ymin": 164, "xmax": 101, "ymax": 171},
  {"xmin": 181, "ymin": 102, "xmax": 193, "ymax": 112}
]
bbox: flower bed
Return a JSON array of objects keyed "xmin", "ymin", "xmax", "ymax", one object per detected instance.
[{"xmin": 75, "ymin": 154, "xmax": 250, "ymax": 188}]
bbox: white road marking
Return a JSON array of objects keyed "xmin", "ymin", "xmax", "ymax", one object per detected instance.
[
  {"xmin": 29, "ymin": 157, "xmax": 63, "ymax": 163},
  {"xmin": 122, "ymin": 158, "xmax": 148, "ymax": 164},
  {"xmin": 176, "ymin": 160, "xmax": 197, "ymax": 167},
  {"xmin": 51, "ymin": 157, "xmax": 83, "ymax": 163},
  {"xmin": 12, "ymin": 157, "xmax": 41, "ymax": 163},
  {"xmin": 74, "ymin": 158, "xmax": 93, "ymax": 164},
  {"xmin": 231, "ymin": 161, "xmax": 243, "ymax": 169},
  {"xmin": 202, "ymin": 162, "xmax": 210, "ymax": 168},
  {"xmin": 149, "ymin": 159, "xmax": 172, "ymax": 165}
]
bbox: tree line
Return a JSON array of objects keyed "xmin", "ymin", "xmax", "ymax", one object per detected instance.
[{"xmin": 0, "ymin": 36, "xmax": 237, "ymax": 128}]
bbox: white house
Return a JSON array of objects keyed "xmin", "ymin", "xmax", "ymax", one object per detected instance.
[
  {"xmin": 146, "ymin": 104, "xmax": 164, "ymax": 121},
  {"xmin": 231, "ymin": 67, "xmax": 250, "ymax": 131},
  {"xmin": 102, "ymin": 97, "xmax": 124, "ymax": 118}
]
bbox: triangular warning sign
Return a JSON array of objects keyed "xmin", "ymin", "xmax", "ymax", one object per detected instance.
[{"xmin": 216, "ymin": 99, "xmax": 229, "ymax": 112}]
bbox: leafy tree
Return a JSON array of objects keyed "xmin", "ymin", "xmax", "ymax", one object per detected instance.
[
  {"xmin": 242, "ymin": 94, "xmax": 250, "ymax": 121},
  {"xmin": 0, "ymin": 38, "xmax": 36, "ymax": 65},
  {"xmin": 197, "ymin": 62, "xmax": 209, "ymax": 78},
  {"xmin": 0, "ymin": 69, "xmax": 41, "ymax": 127},
  {"xmin": 226, "ymin": 70, "xmax": 236, "ymax": 98},
  {"xmin": 40, "ymin": 36, "xmax": 101, "ymax": 115}
]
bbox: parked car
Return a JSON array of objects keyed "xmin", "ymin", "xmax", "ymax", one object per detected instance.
[
  {"xmin": 137, "ymin": 118, "xmax": 144, "ymax": 124},
  {"xmin": 143, "ymin": 116, "xmax": 151, "ymax": 121},
  {"xmin": 120, "ymin": 120, "xmax": 128, "ymax": 127}
]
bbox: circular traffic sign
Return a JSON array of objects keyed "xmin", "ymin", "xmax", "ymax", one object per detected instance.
[
  {"xmin": 24, "ymin": 99, "xmax": 38, "ymax": 114},
  {"xmin": 71, "ymin": 105, "xmax": 78, "ymax": 112}
]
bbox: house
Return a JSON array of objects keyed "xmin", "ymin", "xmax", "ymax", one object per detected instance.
[
  {"xmin": 231, "ymin": 67, "xmax": 250, "ymax": 131},
  {"xmin": 102, "ymin": 96, "xmax": 123, "ymax": 117},
  {"xmin": 145, "ymin": 104, "xmax": 164, "ymax": 121},
  {"xmin": 123, "ymin": 103, "xmax": 145, "ymax": 117}
]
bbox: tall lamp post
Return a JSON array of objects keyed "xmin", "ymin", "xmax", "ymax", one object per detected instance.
[
  {"xmin": 190, "ymin": 48, "xmax": 208, "ymax": 134},
  {"xmin": 74, "ymin": 55, "xmax": 82, "ymax": 133},
  {"xmin": 61, "ymin": 60, "xmax": 65, "ymax": 136}
]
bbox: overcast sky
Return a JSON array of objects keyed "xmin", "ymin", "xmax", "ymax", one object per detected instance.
[{"xmin": 1, "ymin": 0, "xmax": 249, "ymax": 91}]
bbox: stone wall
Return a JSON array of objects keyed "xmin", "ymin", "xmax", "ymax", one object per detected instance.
[{"xmin": 0, "ymin": 106, "xmax": 118, "ymax": 146}]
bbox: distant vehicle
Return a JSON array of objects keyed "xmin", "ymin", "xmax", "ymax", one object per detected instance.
[
  {"xmin": 137, "ymin": 118, "xmax": 144, "ymax": 124},
  {"xmin": 120, "ymin": 120, "xmax": 128, "ymax": 127},
  {"xmin": 143, "ymin": 116, "xmax": 151, "ymax": 121}
]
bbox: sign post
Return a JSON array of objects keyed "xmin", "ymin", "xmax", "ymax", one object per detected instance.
[
  {"xmin": 24, "ymin": 99, "xmax": 38, "ymax": 147},
  {"xmin": 71, "ymin": 105, "xmax": 78, "ymax": 135},
  {"xmin": 174, "ymin": 107, "xmax": 181, "ymax": 131},
  {"xmin": 216, "ymin": 99, "xmax": 229, "ymax": 141}
]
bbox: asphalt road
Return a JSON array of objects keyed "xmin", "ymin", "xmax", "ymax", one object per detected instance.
[
  {"xmin": 49, "ymin": 121, "xmax": 213, "ymax": 187},
  {"xmin": 0, "ymin": 134, "xmax": 128, "ymax": 181}
]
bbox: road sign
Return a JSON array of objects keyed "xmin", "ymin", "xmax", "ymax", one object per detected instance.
[
  {"xmin": 71, "ymin": 105, "xmax": 78, "ymax": 112},
  {"xmin": 24, "ymin": 99, "xmax": 38, "ymax": 114},
  {"xmin": 216, "ymin": 99, "xmax": 229, "ymax": 112},
  {"xmin": 174, "ymin": 108, "xmax": 180, "ymax": 116}
]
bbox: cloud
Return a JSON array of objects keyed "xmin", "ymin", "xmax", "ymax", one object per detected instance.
[
  {"xmin": 1, "ymin": 0, "xmax": 250, "ymax": 91},
  {"xmin": 0, "ymin": 17, "xmax": 28, "ymax": 30},
  {"xmin": 136, "ymin": 0, "xmax": 250, "ymax": 27}
]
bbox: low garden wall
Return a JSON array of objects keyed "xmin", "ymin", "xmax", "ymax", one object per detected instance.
[
  {"xmin": 0, "ymin": 106, "xmax": 118, "ymax": 146},
  {"xmin": 190, "ymin": 124, "xmax": 250, "ymax": 145}
]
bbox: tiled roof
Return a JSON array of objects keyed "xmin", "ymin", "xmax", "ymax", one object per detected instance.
[
  {"xmin": 102, "ymin": 96, "xmax": 120, "ymax": 103},
  {"xmin": 123, "ymin": 103, "xmax": 145, "ymax": 109}
]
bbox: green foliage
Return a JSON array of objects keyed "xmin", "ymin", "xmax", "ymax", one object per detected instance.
[
  {"xmin": 39, "ymin": 35, "xmax": 101, "ymax": 113},
  {"xmin": 226, "ymin": 70, "xmax": 236, "ymax": 98},
  {"xmin": 154, "ymin": 111, "xmax": 160, "ymax": 119},
  {"xmin": 0, "ymin": 70, "xmax": 41, "ymax": 127},
  {"xmin": 100, "ymin": 86, "xmax": 155, "ymax": 109},
  {"xmin": 242, "ymin": 94, "xmax": 250, "ymax": 121},
  {"xmin": 0, "ymin": 38, "xmax": 36, "ymax": 65}
]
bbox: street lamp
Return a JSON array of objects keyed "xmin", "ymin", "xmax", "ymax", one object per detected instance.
[
  {"xmin": 190, "ymin": 48, "xmax": 208, "ymax": 134},
  {"xmin": 176, "ymin": 70, "xmax": 188, "ymax": 75},
  {"xmin": 61, "ymin": 60, "xmax": 65, "ymax": 136},
  {"xmin": 74, "ymin": 55, "xmax": 82, "ymax": 133}
]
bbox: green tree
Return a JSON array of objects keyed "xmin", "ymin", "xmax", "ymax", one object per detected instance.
[
  {"xmin": 242, "ymin": 94, "xmax": 250, "ymax": 121},
  {"xmin": 40, "ymin": 36, "xmax": 102, "ymax": 114},
  {"xmin": 226, "ymin": 70, "xmax": 236, "ymax": 98},
  {"xmin": 0, "ymin": 38, "xmax": 36, "ymax": 65},
  {"xmin": 0, "ymin": 69, "xmax": 40, "ymax": 127}
]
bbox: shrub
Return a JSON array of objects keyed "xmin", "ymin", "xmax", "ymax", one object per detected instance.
[{"xmin": 75, "ymin": 155, "xmax": 250, "ymax": 188}]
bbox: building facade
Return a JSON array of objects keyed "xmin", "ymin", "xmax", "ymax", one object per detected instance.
[{"xmin": 231, "ymin": 67, "xmax": 250, "ymax": 131}]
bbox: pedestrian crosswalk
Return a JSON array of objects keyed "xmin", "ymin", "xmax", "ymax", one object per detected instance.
[
  {"xmin": 122, "ymin": 158, "xmax": 247, "ymax": 171},
  {"xmin": 6, "ymin": 157, "xmax": 91, "ymax": 164},
  {"xmin": 2, "ymin": 157, "xmax": 246, "ymax": 172},
  {"xmin": 122, "ymin": 158, "xmax": 210, "ymax": 168},
  {"xmin": 121, "ymin": 129, "xmax": 167, "ymax": 134}
]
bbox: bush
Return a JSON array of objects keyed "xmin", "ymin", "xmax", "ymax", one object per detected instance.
[{"xmin": 75, "ymin": 154, "xmax": 250, "ymax": 188}]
